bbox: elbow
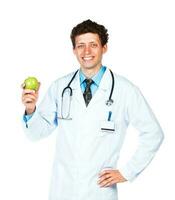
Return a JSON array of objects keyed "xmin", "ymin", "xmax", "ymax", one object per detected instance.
[
  {"xmin": 159, "ymin": 129, "xmax": 164, "ymax": 146},
  {"xmin": 154, "ymin": 128, "xmax": 164, "ymax": 151}
]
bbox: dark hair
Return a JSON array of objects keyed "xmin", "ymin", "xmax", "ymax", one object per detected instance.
[{"xmin": 70, "ymin": 19, "xmax": 109, "ymax": 48}]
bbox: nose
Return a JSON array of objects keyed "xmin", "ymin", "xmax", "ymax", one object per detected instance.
[{"xmin": 84, "ymin": 45, "xmax": 91, "ymax": 54}]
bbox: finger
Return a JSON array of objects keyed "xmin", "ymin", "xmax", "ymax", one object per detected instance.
[
  {"xmin": 22, "ymin": 95, "xmax": 37, "ymax": 103},
  {"xmin": 22, "ymin": 93, "xmax": 38, "ymax": 101},
  {"xmin": 22, "ymin": 89, "xmax": 36, "ymax": 95},
  {"xmin": 99, "ymin": 177, "xmax": 114, "ymax": 187},
  {"xmin": 24, "ymin": 100, "xmax": 33, "ymax": 104},
  {"xmin": 99, "ymin": 170, "xmax": 112, "ymax": 178},
  {"xmin": 99, "ymin": 169, "xmax": 114, "ymax": 175},
  {"xmin": 21, "ymin": 83, "xmax": 25, "ymax": 89},
  {"xmin": 23, "ymin": 97, "xmax": 35, "ymax": 104},
  {"xmin": 100, "ymin": 176, "xmax": 114, "ymax": 183},
  {"xmin": 105, "ymin": 179, "xmax": 117, "ymax": 187},
  {"xmin": 98, "ymin": 174, "xmax": 111, "ymax": 184},
  {"xmin": 22, "ymin": 93, "xmax": 37, "ymax": 100}
]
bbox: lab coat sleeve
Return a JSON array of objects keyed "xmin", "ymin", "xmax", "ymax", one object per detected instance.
[
  {"xmin": 22, "ymin": 81, "xmax": 58, "ymax": 141},
  {"xmin": 119, "ymin": 85, "xmax": 164, "ymax": 181}
]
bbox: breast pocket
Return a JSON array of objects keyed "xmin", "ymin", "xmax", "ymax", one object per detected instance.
[{"xmin": 99, "ymin": 120, "xmax": 117, "ymax": 137}]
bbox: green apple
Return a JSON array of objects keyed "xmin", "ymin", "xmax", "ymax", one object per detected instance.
[{"xmin": 24, "ymin": 76, "xmax": 39, "ymax": 91}]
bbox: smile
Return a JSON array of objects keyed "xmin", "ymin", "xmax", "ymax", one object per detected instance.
[{"xmin": 83, "ymin": 56, "xmax": 94, "ymax": 61}]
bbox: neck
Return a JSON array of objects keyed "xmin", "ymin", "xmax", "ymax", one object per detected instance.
[{"xmin": 81, "ymin": 65, "xmax": 102, "ymax": 78}]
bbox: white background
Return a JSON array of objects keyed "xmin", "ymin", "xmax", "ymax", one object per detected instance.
[{"xmin": 0, "ymin": 0, "xmax": 174, "ymax": 199}]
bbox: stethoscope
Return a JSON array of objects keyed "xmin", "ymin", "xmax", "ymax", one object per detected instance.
[{"xmin": 59, "ymin": 69, "xmax": 115, "ymax": 120}]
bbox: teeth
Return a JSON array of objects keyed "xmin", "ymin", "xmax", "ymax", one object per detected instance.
[{"xmin": 83, "ymin": 57, "xmax": 93, "ymax": 61}]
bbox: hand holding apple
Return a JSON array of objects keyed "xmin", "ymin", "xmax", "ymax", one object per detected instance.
[{"xmin": 21, "ymin": 76, "xmax": 40, "ymax": 114}]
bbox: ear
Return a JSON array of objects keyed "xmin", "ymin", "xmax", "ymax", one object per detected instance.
[
  {"xmin": 73, "ymin": 47, "xmax": 76, "ymax": 55},
  {"xmin": 102, "ymin": 44, "xmax": 108, "ymax": 54}
]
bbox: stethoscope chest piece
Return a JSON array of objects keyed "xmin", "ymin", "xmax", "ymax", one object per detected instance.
[{"xmin": 106, "ymin": 99, "xmax": 114, "ymax": 106}]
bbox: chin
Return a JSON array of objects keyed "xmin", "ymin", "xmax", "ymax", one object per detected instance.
[
  {"xmin": 83, "ymin": 67, "xmax": 95, "ymax": 72},
  {"xmin": 82, "ymin": 64, "xmax": 97, "ymax": 69}
]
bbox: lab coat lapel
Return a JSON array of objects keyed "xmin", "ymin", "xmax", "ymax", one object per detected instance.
[
  {"xmin": 87, "ymin": 68, "xmax": 111, "ymax": 108},
  {"xmin": 71, "ymin": 70, "xmax": 86, "ymax": 108},
  {"xmin": 70, "ymin": 68, "xmax": 111, "ymax": 109}
]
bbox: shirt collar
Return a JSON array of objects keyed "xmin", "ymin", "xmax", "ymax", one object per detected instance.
[{"xmin": 79, "ymin": 66, "xmax": 106, "ymax": 86}]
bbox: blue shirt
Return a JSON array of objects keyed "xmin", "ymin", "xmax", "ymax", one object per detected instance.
[
  {"xmin": 79, "ymin": 66, "xmax": 106, "ymax": 96},
  {"xmin": 23, "ymin": 113, "xmax": 33, "ymax": 123},
  {"xmin": 24, "ymin": 66, "xmax": 106, "ymax": 122}
]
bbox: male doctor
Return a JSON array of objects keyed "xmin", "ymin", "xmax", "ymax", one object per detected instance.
[{"xmin": 22, "ymin": 19, "xmax": 164, "ymax": 200}]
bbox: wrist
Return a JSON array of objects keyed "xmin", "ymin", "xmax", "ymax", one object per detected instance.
[{"xmin": 25, "ymin": 106, "xmax": 36, "ymax": 115}]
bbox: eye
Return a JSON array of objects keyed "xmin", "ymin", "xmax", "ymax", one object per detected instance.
[
  {"xmin": 90, "ymin": 43, "xmax": 98, "ymax": 48},
  {"xmin": 76, "ymin": 44, "xmax": 85, "ymax": 49}
]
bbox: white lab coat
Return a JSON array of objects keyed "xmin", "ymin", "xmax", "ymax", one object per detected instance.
[{"xmin": 22, "ymin": 68, "xmax": 164, "ymax": 200}]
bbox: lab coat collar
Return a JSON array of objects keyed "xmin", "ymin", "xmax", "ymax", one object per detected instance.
[
  {"xmin": 79, "ymin": 66, "xmax": 107, "ymax": 88},
  {"xmin": 70, "ymin": 68, "xmax": 112, "ymax": 108},
  {"xmin": 71, "ymin": 67, "xmax": 111, "ymax": 91}
]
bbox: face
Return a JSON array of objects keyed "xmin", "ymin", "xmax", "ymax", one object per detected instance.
[{"xmin": 73, "ymin": 33, "xmax": 107, "ymax": 73}]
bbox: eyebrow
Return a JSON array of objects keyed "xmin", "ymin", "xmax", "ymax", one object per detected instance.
[{"xmin": 76, "ymin": 41, "xmax": 97, "ymax": 45}]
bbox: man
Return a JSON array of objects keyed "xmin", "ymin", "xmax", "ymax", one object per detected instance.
[{"xmin": 22, "ymin": 19, "xmax": 164, "ymax": 200}]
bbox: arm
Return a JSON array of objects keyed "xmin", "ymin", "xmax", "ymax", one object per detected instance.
[
  {"xmin": 21, "ymin": 82, "xmax": 58, "ymax": 141},
  {"xmin": 118, "ymin": 85, "xmax": 164, "ymax": 181},
  {"xmin": 98, "ymin": 85, "xmax": 164, "ymax": 186}
]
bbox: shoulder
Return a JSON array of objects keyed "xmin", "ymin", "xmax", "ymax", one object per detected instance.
[
  {"xmin": 112, "ymin": 72, "xmax": 137, "ymax": 91},
  {"xmin": 54, "ymin": 70, "xmax": 77, "ymax": 85},
  {"xmin": 110, "ymin": 71, "xmax": 144, "ymax": 99},
  {"xmin": 113, "ymin": 74, "xmax": 146, "ymax": 105},
  {"xmin": 49, "ymin": 70, "xmax": 78, "ymax": 88},
  {"xmin": 48, "ymin": 70, "xmax": 78, "ymax": 94}
]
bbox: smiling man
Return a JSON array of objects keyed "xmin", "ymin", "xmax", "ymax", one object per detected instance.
[
  {"xmin": 73, "ymin": 32, "xmax": 107, "ymax": 77},
  {"xmin": 21, "ymin": 19, "xmax": 164, "ymax": 200}
]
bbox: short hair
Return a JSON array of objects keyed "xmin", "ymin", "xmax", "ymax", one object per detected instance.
[{"xmin": 70, "ymin": 19, "xmax": 109, "ymax": 48}]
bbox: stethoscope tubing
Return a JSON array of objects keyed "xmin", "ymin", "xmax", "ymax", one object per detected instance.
[
  {"xmin": 62, "ymin": 68, "xmax": 114, "ymax": 104},
  {"xmin": 61, "ymin": 70, "xmax": 79, "ymax": 98},
  {"xmin": 61, "ymin": 68, "xmax": 115, "ymax": 119},
  {"xmin": 108, "ymin": 69, "xmax": 114, "ymax": 103}
]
